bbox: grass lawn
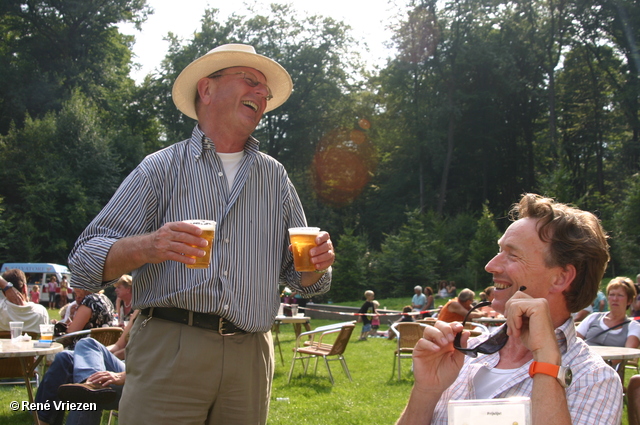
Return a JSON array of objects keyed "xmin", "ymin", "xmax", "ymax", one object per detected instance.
[{"xmin": 0, "ymin": 304, "xmax": 633, "ymax": 424}]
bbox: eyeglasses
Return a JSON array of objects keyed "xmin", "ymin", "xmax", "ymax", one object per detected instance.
[
  {"xmin": 207, "ymin": 71, "xmax": 273, "ymax": 101},
  {"xmin": 453, "ymin": 301, "xmax": 509, "ymax": 358}
]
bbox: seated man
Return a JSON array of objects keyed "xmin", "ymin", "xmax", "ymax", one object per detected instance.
[
  {"xmin": 436, "ymin": 288, "xmax": 484, "ymax": 323},
  {"xmin": 0, "ymin": 269, "xmax": 49, "ymax": 333},
  {"xmin": 35, "ymin": 310, "xmax": 138, "ymax": 425},
  {"xmin": 412, "ymin": 286, "xmax": 427, "ymax": 315},
  {"xmin": 396, "ymin": 193, "xmax": 622, "ymax": 425}
]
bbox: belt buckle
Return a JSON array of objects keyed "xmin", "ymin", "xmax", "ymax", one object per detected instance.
[{"xmin": 218, "ymin": 317, "xmax": 237, "ymax": 336}]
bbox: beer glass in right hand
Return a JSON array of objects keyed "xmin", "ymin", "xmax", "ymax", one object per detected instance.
[{"xmin": 183, "ymin": 219, "xmax": 216, "ymax": 269}]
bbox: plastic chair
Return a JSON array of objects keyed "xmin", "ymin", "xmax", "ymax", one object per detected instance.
[
  {"xmin": 391, "ymin": 322, "xmax": 427, "ymax": 381},
  {"xmin": 288, "ymin": 323, "xmax": 355, "ymax": 385}
]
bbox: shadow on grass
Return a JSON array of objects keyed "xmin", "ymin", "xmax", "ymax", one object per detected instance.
[{"xmin": 284, "ymin": 375, "xmax": 337, "ymax": 394}]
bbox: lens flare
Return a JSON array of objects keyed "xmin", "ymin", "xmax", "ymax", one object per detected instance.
[{"xmin": 312, "ymin": 123, "xmax": 377, "ymax": 207}]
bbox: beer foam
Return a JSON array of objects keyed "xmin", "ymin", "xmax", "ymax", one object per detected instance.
[
  {"xmin": 288, "ymin": 227, "xmax": 320, "ymax": 235},
  {"xmin": 183, "ymin": 219, "xmax": 216, "ymax": 230}
]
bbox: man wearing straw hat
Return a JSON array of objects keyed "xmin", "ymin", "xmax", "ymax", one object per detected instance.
[{"xmin": 69, "ymin": 44, "xmax": 334, "ymax": 424}]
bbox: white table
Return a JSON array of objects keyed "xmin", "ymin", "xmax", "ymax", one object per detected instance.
[
  {"xmin": 0, "ymin": 340, "xmax": 64, "ymax": 424},
  {"xmin": 272, "ymin": 315, "xmax": 312, "ymax": 365},
  {"xmin": 589, "ymin": 345, "xmax": 640, "ymax": 383},
  {"xmin": 590, "ymin": 346, "xmax": 640, "ymax": 362},
  {"xmin": 473, "ymin": 317, "xmax": 507, "ymax": 326}
]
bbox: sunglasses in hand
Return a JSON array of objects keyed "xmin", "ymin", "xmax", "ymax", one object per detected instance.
[{"xmin": 453, "ymin": 301, "xmax": 509, "ymax": 358}]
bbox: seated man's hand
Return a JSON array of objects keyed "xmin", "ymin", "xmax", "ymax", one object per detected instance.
[
  {"xmin": 412, "ymin": 321, "xmax": 467, "ymax": 394},
  {"xmin": 505, "ymin": 292, "xmax": 561, "ymax": 364},
  {"xmin": 3, "ymin": 288, "xmax": 26, "ymax": 306},
  {"xmin": 86, "ymin": 371, "xmax": 126, "ymax": 387}
]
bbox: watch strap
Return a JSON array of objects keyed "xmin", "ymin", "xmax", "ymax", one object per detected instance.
[
  {"xmin": 529, "ymin": 361, "xmax": 571, "ymax": 388},
  {"xmin": 529, "ymin": 361, "xmax": 560, "ymax": 379}
]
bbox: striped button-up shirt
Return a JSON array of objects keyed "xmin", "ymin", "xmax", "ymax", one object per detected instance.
[
  {"xmin": 68, "ymin": 126, "xmax": 331, "ymax": 333},
  {"xmin": 430, "ymin": 318, "xmax": 622, "ymax": 424}
]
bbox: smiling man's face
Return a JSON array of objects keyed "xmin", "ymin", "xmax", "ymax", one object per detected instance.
[
  {"xmin": 204, "ymin": 66, "xmax": 270, "ymax": 133},
  {"xmin": 484, "ymin": 217, "xmax": 566, "ymax": 314}
]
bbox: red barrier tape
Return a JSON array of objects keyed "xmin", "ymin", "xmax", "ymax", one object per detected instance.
[{"xmin": 282, "ymin": 304, "xmax": 439, "ymax": 317}]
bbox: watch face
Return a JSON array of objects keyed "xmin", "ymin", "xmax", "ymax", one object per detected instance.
[{"xmin": 564, "ymin": 367, "xmax": 573, "ymax": 386}]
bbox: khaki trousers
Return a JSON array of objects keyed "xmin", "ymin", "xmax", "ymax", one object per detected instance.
[{"xmin": 119, "ymin": 315, "xmax": 274, "ymax": 424}]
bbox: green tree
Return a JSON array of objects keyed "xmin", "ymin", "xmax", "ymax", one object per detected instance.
[
  {"xmin": 330, "ymin": 228, "xmax": 370, "ymax": 303},
  {"xmin": 582, "ymin": 0, "xmax": 640, "ymax": 173},
  {"xmin": 371, "ymin": 210, "xmax": 438, "ymax": 298},
  {"xmin": 466, "ymin": 201, "xmax": 501, "ymax": 289},
  {"xmin": 612, "ymin": 174, "xmax": 640, "ymax": 273},
  {"xmin": 0, "ymin": 92, "xmax": 121, "ymax": 263},
  {"xmin": 554, "ymin": 44, "xmax": 624, "ymax": 203},
  {"xmin": 0, "ymin": 0, "xmax": 151, "ymax": 134}
]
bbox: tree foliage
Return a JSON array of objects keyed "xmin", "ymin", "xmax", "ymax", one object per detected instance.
[
  {"xmin": 0, "ymin": 92, "xmax": 121, "ymax": 263},
  {"xmin": 329, "ymin": 228, "xmax": 371, "ymax": 303}
]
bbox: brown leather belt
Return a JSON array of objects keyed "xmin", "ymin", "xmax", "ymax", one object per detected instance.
[{"xmin": 140, "ymin": 307, "xmax": 246, "ymax": 335}]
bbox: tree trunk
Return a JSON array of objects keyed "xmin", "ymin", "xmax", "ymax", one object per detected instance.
[{"xmin": 437, "ymin": 84, "xmax": 455, "ymax": 215}]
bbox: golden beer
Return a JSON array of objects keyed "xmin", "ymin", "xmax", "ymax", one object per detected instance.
[
  {"xmin": 39, "ymin": 324, "xmax": 54, "ymax": 344},
  {"xmin": 183, "ymin": 220, "xmax": 216, "ymax": 269},
  {"xmin": 289, "ymin": 227, "xmax": 320, "ymax": 272}
]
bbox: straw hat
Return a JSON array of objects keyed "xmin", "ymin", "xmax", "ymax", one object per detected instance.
[{"xmin": 172, "ymin": 44, "xmax": 293, "ymax": 120}]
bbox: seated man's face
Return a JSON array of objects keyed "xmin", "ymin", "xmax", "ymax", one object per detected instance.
[
  {"xmin": 484, "ymin": 217, "xmax": 567, "ymax": 314},
  {"xmin": 460, "ymin": 299, "xmax": 474, "ymax": 311}
]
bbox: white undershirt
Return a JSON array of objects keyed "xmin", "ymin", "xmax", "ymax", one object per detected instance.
[
  {"xmin": 217, "ymin": 151, "xmax": 244, "ymax": 191},
  {"xmin": 474, "ymin": 365, "xmax": 519, "ymax": 399}
]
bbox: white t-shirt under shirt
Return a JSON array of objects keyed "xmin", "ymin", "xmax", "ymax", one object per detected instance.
[
  {"xmin": 217, "ymin": 151, "xmax": 244, "ymax": 191},
  {"xmin": 473, "ymin": 366, "xmax": 518, "ymax": 399}
]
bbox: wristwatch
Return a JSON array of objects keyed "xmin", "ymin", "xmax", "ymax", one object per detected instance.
[
  {"xmin": 529, "ymin": 361, "xmax": 572, "ymax": 388},
  {"xmin": 1, "ymin": 282, "xmax": 13, "ymax": 293}
]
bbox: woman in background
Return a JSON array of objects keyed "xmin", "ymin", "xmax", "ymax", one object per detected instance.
[
  {"xmin": 423, "ymin": 287, "xmax": 435, "ymax": 317},
  {"xmin": 577, "ymin": 277, "xmax": 640, "ymax": 349}
]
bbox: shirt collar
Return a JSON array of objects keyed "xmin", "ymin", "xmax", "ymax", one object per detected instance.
[
  {"xmin": 555, "ymin": 316, "xmax": 575, "ymax": 356},
  {"xmin": 190, "ymin": 125, "xmax": 260, "ymax": 157}
]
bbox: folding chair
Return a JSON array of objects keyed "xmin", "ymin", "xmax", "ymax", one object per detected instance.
[
  {"xmin": 391, "ymin": 322, "xmax": 427, "ymax": 381},
  {"xmin": 288, "ymin": 323, "xmax": 355, "ymax": 385}
]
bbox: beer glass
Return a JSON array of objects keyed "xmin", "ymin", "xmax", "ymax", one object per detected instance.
[
  {"xmin": 183, "ymin": 220, "xmax": 216, "ymax": 269},
  {"xmin": 288, "ymin": 227, "xmax": 320, "ymax": 272},
  {"xmin": 39, "ymin": 324, "xmax": 54, "ymax": 345}
]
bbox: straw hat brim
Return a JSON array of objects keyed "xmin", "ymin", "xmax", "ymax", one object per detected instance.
[{"xmin": 172, "ymin": 47, "xmax": 293, "ymax": 120}]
